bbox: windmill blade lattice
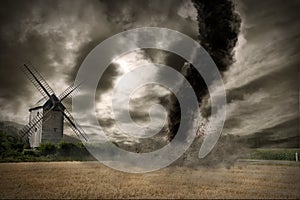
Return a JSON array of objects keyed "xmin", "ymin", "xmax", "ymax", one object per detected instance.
[
  {"xmin": 58, "ymin": 82, "xmax": 83, "ymax": 111},
  {"xmin": 58, "ymin": 82, "xmax": 81, "ymax": 102},
  {"xmin": 63, "ymin": 109, "xmax": 88, "ymax": 142},
  {"xmin": 60, "ymin": 95, "xmax": 72, "ymax": 111},
  {"xmin": 20, "ymin": 63, "xmax": 55, "ymax": 98}
]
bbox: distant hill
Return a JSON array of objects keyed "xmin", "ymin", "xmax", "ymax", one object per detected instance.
[
  {"xmin": 0, "ymin": 121, "xmax": 23, "ymax": 136},
  {"xmin": 241, "ymin": 118, "xmax": 300, "ymax": 148}
]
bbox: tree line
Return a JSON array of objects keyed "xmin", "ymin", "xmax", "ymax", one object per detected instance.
[{"xmin": 0, "ymin": 131, "xmax": 95, "ymax": 162}]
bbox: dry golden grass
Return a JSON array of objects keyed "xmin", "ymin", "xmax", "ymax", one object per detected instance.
[{"xmin": 0, "ymin": 161, "xmax": 299, "ymax": 199}]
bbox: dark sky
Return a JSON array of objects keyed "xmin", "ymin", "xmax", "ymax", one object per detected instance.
[
  {"xmin": 0, "ymin": 0, "xmax": 198, "ymax": 123},
  {"xmin": 0, "ymin": 0, "xmax": 299, "ymax": 146},
  {"xmin": 220, "ymin": 0, "xmax": 300, "ymax": 146}
]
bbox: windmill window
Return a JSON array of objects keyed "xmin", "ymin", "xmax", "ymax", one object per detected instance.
[
  {"xmin": 37, "ymin": 112, "xmax": 39, "ymax": 116},
  {"xmin": 34, "ymin": 127, "xmax": 37, "ymax": 132},
  {"xmin": 54, "ymin": 128, "xmax": 57, "ymax": 132}
]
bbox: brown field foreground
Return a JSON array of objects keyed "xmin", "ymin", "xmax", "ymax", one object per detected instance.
[{"xmin": 0, "ymin": 161, "xmax": 299, "ymax": 199}]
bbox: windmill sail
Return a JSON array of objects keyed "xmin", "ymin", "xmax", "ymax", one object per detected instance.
[
  {"xmin": 63, "ymin": 109, "xmax": 89, "ymax": 141},
  {"xmin": 58, "ymin": 83, "xmax": 81, "ymax": 101},
  {"xmin": 20, "ymin": 63, "xmax": 55, "ymax": 98},
  {"xmin": 58, "ymin": 82, "xmax": 83, "ymax": 110}
]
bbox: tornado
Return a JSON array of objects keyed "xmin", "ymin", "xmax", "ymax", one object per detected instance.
[{"xmin": 168, "ymin": 0, "xmax": 241, "ymax": 141}]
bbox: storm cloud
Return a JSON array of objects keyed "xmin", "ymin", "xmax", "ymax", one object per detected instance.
[
  {"xmin": 221, "ymin": 0, "xmax": 300, "ymax": 147},
  {"xmin": 0, "ymin": 0, "xmax": 198, "ymax": 127}
]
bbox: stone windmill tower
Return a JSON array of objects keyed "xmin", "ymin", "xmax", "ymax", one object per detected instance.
[{"xmin": 19, "ymin": 63, "xmax": 88, "ymax": 147}]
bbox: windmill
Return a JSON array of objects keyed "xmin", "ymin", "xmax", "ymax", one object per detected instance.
[{"xmin": 19, "ymin": 62, "xmax": 88, "ymax": 147}]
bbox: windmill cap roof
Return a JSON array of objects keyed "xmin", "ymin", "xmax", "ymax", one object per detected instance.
[
  {"xmin": 29, "ymin": 97, "xmax": 47, "ymax": 111},
  {"xmin": 29, "ymin": 94, "xmax": 65, "ymax": 111}
]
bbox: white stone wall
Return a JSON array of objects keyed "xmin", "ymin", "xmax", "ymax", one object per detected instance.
[{"xmin": 29, "ymin": 108, "xmax": 43, "ymax": 148}]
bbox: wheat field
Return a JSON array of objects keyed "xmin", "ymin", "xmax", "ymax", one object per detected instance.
[{"xmin": 0, "ymin": 161, "xmax": 299, "ymax": 199}]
